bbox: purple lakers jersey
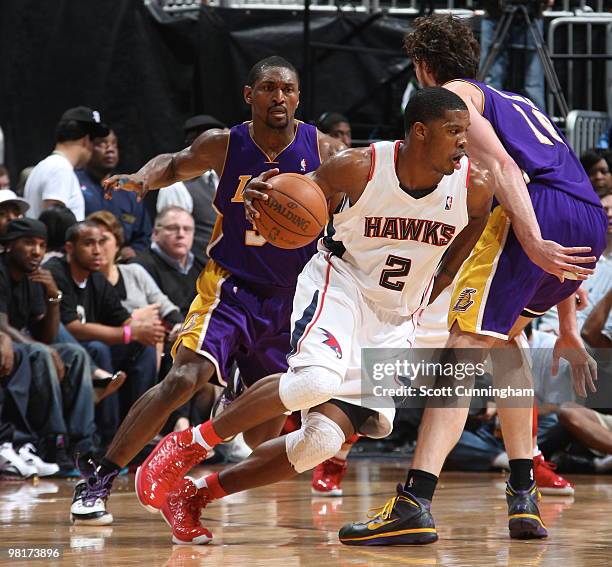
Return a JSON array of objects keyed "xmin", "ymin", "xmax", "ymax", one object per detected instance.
[
  {"xmin": 208, "ymin": 121, "xmax": 322, "ymax": 288},
  {"xmin": 463, "ymin": 80, "xmax": 601, "ymax": 207}
]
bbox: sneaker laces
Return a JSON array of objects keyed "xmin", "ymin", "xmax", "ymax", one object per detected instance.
[
  {"xmin": 82, "ymin": 468, "xmax": 119, "ymax": 505},
  {"xmin": 158, "ymin": 442, "xmax": 206, "ymax": 488},
  {"xmin": 367, "ymin": 495, "xmax": 399, "ymax": 522}
]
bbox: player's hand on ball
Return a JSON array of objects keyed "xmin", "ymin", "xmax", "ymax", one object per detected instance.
[
  {"xmin": 103, "ymin": 174, "xmax": 149, "ymax": 201},
  {"xmin": 243, "ymin": 168, "xmax": 278, "ymax": 223},
  {"xmin": 524, "ymin": 239, "xmax": 596, "ymax": 282}
]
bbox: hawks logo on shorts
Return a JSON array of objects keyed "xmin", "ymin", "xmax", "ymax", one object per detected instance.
[
  {"xmin": 453, "ymin": 288, "xmax": 477, "ymax": 312},
  {"xmin": 320, "ymin": 328, "xmax": 342, "ymax": 359}
]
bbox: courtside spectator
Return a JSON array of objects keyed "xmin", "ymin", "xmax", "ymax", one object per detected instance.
[
  {"xmin": 38, "ymin": 205, "xmax": 77, "ymax": 262},
  {"xmin": 0, "ymin": 330, "xmax": 40, "ymax": 479},
  {"xmin": 133, "ymin": 207, "xmax": 202, "ymax": 316},
  {"xmin": 78, "ymin": 130, "xmax": 151, "ymax": 260},
  {"xmin": 157, "ymin": 115, "xmax": 226, "ymax": 265},
  {"xmin": 0, "ymin": 189, "xmax": 29, "ymax": 236},
  {"xmin": 45, "ymin": 221, "xmax": 163, "ymax": 446},
  {"xmin": 316, "ymin": 112, "xmax": 352, "ymax": 147},
  {"xmin": 87, "ymin": 211, "xmax": 183, "ymax": 334},
  {"xmin": 0, "ymin": 218, "xmax": 96, "ymax": 474},
  {"xmin": 580, "ymin": 149, "xmax": 612, "ymax": 197},
  {"xmin": 24, "ymin": 107, "xmax": 109, "ymax": 220}
]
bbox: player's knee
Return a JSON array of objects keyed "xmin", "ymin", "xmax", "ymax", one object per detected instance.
[
  {"xmin": 285, "ymin": 412, "xmax": 345, "ymax": 473},
  {"xmin": 278, "ymin": 366, "xmax": 342, "ymax": 412},
  {"xmin": 161, "ymin": 366, "xmax": 199, "ymax": 399}
]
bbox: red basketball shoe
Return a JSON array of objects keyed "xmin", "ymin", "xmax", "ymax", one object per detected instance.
[
  {"xmin": 135, "ymin": 428, "xmax": 208, "ymax": 511},
  {"xmin": 160, "ymin": 477, "xmax": 213, "ymax": 545},
  {"xmin": 311, "ymin": 457, "xmax": 348, "ymax": 497},
  {"xmin": 534, "ymin": 453, "xmax": 575, "ymax": 496}
]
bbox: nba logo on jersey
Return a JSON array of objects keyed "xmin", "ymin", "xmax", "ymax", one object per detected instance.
[
  {"xmin": 445, "ymin": 196, "xmax": 453, "ymax": 210},
  {"xmin": 300, "ymin": 158, "xmax": 307, "ymax": 172}
]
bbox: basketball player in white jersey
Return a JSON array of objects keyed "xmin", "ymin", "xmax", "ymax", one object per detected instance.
[{"xmin": 136, "ymin": 87, "xmax": 493, "ymax": 545}]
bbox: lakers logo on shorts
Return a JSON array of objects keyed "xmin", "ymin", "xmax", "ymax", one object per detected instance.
[
  {"xmin": 181, "ymin": 313, "xmax": 200, "ymax": 333},
  {"xmin": 453, "ymin": 288, "xmax": 477, "ymax": 312}
]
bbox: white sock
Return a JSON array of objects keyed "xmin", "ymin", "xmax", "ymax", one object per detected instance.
[
  {"xmin": 491, "ymin": 451, "xmax": 509, "ymax": 470},
  {"xmin": 192, "ymin": 426, "xmax": 213, "ymax": 451},
  {"xmin": 593, "ymin": 455, "xmax": 612, "ymax": 472}
]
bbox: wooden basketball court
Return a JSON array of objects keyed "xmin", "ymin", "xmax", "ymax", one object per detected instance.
[{"xmin": 1, "ymin": 461, "xmax": 611, "ymax": 566}]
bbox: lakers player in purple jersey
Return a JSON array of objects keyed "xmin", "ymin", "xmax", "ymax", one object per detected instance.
[
  {"xmin": 133, "ymin": 87, "xmax": 494, "ymax": 546},
  {"xmin": 69, "ymin": 56, "xmax": 344, "ymax": 526},
  {"xmin": 339, "ymin": 15, "xmax": 607, "ymax": 545}
]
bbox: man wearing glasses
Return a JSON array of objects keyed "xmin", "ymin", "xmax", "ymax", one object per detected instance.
[{"xmin": 133, "ymin": 206, "xmax": 201, "ymax": 318}]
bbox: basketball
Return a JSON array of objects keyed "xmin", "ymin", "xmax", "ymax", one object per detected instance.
[{"xmin": 253, "ymin": 173, "xmax": 328, "ymax": 249}]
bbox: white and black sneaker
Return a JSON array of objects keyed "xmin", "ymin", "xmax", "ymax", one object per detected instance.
[
  {"xmin": 18, "ymin": 444, "xmax": 60, "ymax": 477},
  {"xmin": 70, "ymin": 471, "xmax": 116, "ymax": 525},
  {"xmin": 0, "ymin": 442, "xmax": 37, "ymax": 479}
]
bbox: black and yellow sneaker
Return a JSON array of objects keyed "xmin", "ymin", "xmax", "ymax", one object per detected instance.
[
  {"xmin": 506, "ymin": 482, "xmax": 548, "ymax": 539},
  {"xmin": 338, "ymin": 484, "xmax": 438, "ymax": 546}
]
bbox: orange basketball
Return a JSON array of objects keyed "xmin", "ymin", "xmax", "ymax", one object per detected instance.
[{"xmin": 253, "ymin": 173, "xmax": 328, "ymax": 249}]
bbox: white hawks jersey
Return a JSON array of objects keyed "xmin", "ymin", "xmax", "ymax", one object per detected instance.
[{"xmin": 321, "ymin": 140, "xmax": 470, "ymax": 317}]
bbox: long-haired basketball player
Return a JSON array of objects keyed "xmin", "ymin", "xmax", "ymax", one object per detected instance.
[{"xmin": 338, "ymin": 15, "xmax": 606, "ymax": 545}]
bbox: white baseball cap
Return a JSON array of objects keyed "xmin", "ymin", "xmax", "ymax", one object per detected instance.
[{"xmin": 0, "ymin": 189, "xmax": 30, "ymax": 215}]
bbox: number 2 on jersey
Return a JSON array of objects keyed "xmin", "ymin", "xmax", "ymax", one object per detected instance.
[{"xmin": 379, "ymin": 254, "xmax": 412, "ymax": 292}]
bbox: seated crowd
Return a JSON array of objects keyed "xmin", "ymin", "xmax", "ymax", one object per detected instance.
[{"xmin": 0, "ymin": 106, "xmax": 610, "ymax": 494}]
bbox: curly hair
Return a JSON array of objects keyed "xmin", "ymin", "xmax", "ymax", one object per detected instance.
[{"xmin": 404, "ymin": 15, "xmax": 480, "ymax": 85}]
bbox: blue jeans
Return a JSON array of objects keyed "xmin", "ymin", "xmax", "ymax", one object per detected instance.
[
  {"xmin": 0, "ymin": 345, "xmax": 34, "ymax": 446},
  {"xmin": 24, "ymin": 343, "xmax": 96, "ymax": 455},
  {"xmin": 480, "ymin": 17, "xmax": 546, "ymax": 110}
]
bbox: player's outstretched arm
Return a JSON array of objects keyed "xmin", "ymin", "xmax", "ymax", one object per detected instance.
[
  {"xmin": 102, "ymin": 129, "xmax": 229, "ymax": 200},
  {"xmin": 428, "ymin": 160, "xmax": 493, "ymax": 305},
  {"xmin": 445, "ymin": 81, "xmax": 596, "ymax": 282},
  {"xmin": 243, "ymin": 147, "xmax": 371, "ymax": 222}
]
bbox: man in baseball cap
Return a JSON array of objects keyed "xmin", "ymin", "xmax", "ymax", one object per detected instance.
[
  {"xmin": 24, "ymin": 106, "xmax": 109, "ymax": 221},
  {"xmin": 60, "ymin": 106, "xmax": 109, "ymax": 139},
  {"xmin": 0, "ymin": 189, "xmax": 30, "ymax": 237}
]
